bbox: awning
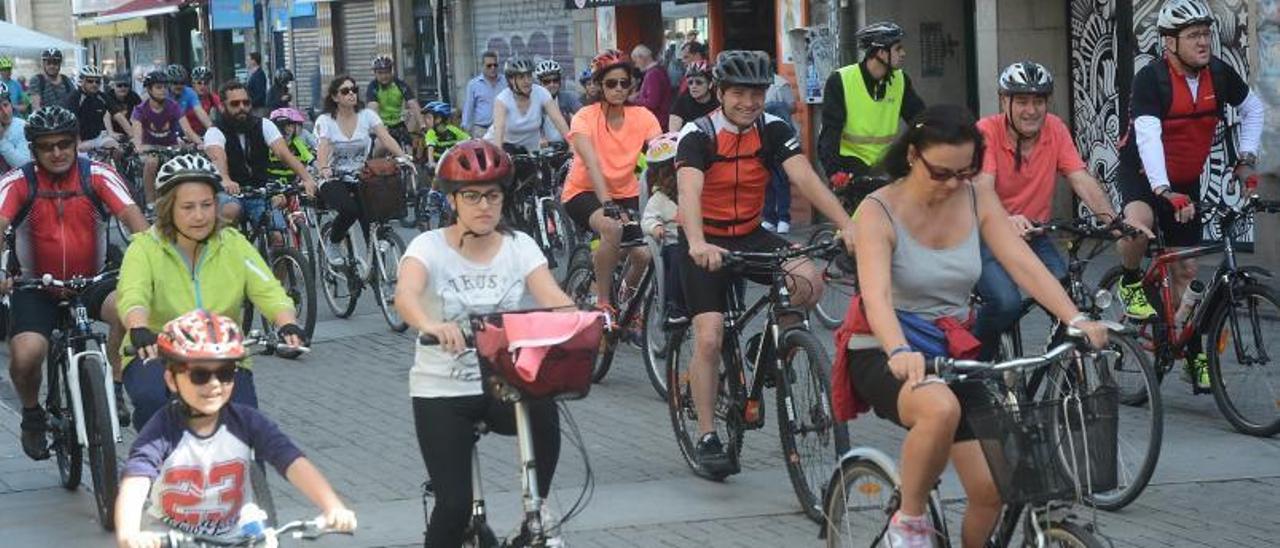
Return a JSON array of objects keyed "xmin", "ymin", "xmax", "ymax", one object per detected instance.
[
  {"xmin": 78, "ymin": 17, "xmax": 149, "ymax": 39},
  {"xmin": 95, "ymin": 0, "xmax": 183, "ymax": 24},
  {"xmin": 0, "ymin": 20, "xmax": 84, "ymax": 56}
]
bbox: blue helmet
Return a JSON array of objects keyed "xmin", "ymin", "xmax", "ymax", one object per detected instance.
[{"xmin": 423, "ymin": 100, "xmax": 452, "ymax": 118}]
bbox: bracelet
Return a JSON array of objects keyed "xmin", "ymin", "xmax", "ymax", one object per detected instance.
[
  {"xmin": 887, "ymin": 345, "xmax": 913, "ymax": 358},
  {"xmin": 1067, "ymin": 313, "xmax": 1089, "ymax": 328}
]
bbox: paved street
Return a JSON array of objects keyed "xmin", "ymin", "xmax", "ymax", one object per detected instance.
[{"xmin": 1, "ymin": 228, "xmax": 1279, "ymax": 547}]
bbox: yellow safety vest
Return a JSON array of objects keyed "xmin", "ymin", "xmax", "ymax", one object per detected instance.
[{"xmin": 838, "ymin": 65, "xmax": 904, "ymax": 166}]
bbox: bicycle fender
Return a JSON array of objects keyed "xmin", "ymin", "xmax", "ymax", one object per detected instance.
[{"xmin": 819, "ymin": 447, "xmax": 902, "ymax": 540}]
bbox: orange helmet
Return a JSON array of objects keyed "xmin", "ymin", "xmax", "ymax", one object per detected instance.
[
  {"xmin": 590, "ymin": 49, "xmax": 633, "ymax": 82},
  {"xmin": 157, "ymin": 310, "xmax": 246, "ymax": 363}
]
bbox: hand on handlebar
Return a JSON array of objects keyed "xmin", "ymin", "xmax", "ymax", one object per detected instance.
[
  {"xmin": 118, "ymin": 530, "xmax": 165, "ymax": 548},
  {"xmin": 1008, "ymin": 214, "xmax": 1037, "ymax": 238},
  {"xmin": 130, "ymin": 327, "xmax": 160, "ymax": 362},
  {"xmin": 277, "ymin": 324, "xmax": 308, "ymax": 348},
  {"xmin": 320, "ymin": 506, "xmax": 358, "ymax": 533},
  {"xmin": 689, "ymin": 240, "xmax": 729, "ymax": 272},
  {"xmin": 421, "ymin": 321, "xmax": 467, "ymax": 354},
  {"xmin": 222, "ymin": 179, "xmax": 242, "ymax": 196},
  {"xmin": 1073, "ymin": 319, "xmax": 1111, "ymax": 350},
  {"xmin": 1164, "ymin": 191, "xmax": 1196, "ymax": 223},
  {"xmin": 888, "ymin": 350, "xmax": 928, "ymax": 386},
  {"xmin": 1112, "ymin": 216, "xmax": 1154, "ymax": 239}
]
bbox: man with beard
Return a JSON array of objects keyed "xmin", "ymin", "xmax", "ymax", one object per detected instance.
[{"xmin": 203, "ymin": 80, "xmax": 316, "ymax": 231}]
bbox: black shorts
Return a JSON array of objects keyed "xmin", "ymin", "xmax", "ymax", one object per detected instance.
[
  {"xmin": 844, "ymin": 348, "xmax": 992, "ymax": 441},
  {"xmin": 678, "ymin": 227, "xmax": 791, "ymax": 316},
  {"xmin": 9, "ymin": 280, "xmax": 116, "ymax": 339},
  {"xmin": 562, "ymin": 192, "xmax": 639, "ymax": 232},
  {"xmin": 1119, "ymin": 175, "xmax": 1203, "ymax": 247}
]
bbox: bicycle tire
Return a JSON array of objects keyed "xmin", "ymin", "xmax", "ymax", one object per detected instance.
[
  {"xmin": 269, "ymin": 247, "xmax": 317, "ymax": 357},
  {"xmin": 666, "ymin": 325, "xmax": 744, "ymax": 481},
  {"xmin": 319, "ymin": 221, "xmax": 360, "ymax": 318},
  {"xmin": 1041, "ymin": 520, "xmax": 1107, "ymax": 548},
  {"xmin": 544, "ymin": 198, "xmax": 576, "ymax": 279},
  {"xmin": 776, "ymin": 329, "xmax": 850, "ymax": 523},
  {"xmin": 822, "ymin": 458, "xmax": 943, "ymax": 548},
  {"xmin": 808, "ymin": 226, "xmax": 845, "ymax": 330},
  {"xmin": 293, "ymin": 212, "xmax": 320, "ymax": 299},
  {"xmin": 48, "ymin": 347, "xmax": 82, "ymax": 490},
  {"xmin": 1206, "ymin": 283, "xmax": 1280, "ymax": 437},
  {"xmin": 561, "ymin": 245, "xmax": 592, "ymax": 290},
  {"xmin": 641, "ymin": 278, "xmax": 670, "ymax": 400},
  {"xmin": 79, "ymin": 351, "xmax": 119, "ymax": 530},
  {"xmin": 374, "ymin": 227, "xmax": 409, "ymax": 332}
]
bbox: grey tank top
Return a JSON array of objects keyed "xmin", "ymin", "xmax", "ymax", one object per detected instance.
[{"xmin": 867, "ymin": 188, "xmax": 981, "ymax": 321}]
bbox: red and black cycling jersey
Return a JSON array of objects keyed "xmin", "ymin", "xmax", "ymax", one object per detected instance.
[{"xmin": 675, "ymin": 109, "xmax": 802, "ymax": 237}]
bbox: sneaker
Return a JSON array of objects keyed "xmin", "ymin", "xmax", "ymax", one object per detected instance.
[
  {"xmin": 1118, "ymin": 279, "xmax": 1156, "ymax": 320},
  {"xmin": 664, "ymin": 313, "xmax": 689, "ymax": 328},
  {"xmin": 20, "ymin": 406, "xmax": 49, "ymax": 461},
  {"xmin": 761, "ymin": 221, "xmax": 776, "ymax": 232},
  {"xmin": 884, "ymin": 511, "xmax": 935, "ymax": 548},
  {"xmin": 695, "ymin": 432, "xmax": 733, "ymax": 476},
  {"xmin": 323, "ymin": 241, "xmax": 346, "ymax": 268},
  {"xmin": 115, "ymin": 382, "xmax": 131, "ymax": 428},
  {"xmin": 1181, "ymin": 353, "xmax": 1211, "ymax": 392},
  {"xmin": 776, "ymin": 221, "xmax": 790, "ymax": 234}
]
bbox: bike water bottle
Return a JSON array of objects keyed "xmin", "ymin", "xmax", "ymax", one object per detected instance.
[
  {"xmin": 1174, "ymin": 280, "xmax": 1207, "ymax": 326},
  {"xmin": 236, "ymin": 502, "xmax": 268, "ymax": 537}
]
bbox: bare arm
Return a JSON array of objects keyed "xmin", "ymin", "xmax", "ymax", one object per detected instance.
[
  {"xmin": 130, "ymin": 119, "xmax": 145, "ymax": 149},
  {"xmin": 571, "ymin": 133, "xmax": 612, "ymax": 200},
  {"xmin": 526, "ymin": 265, "xmax": 575, "ymax": 308},
  {"xmin": 1065, "ymin": 169, "xmax": 1117, "ymax": 221},
  {"xmin": 179, "ymin": 117, "xmax": 201, "ymax": 145},
  {"xmin": 284, "ymin": 457, "xmax": 348, "ymax": 515},
  {"xmin": 113, "ymin": 111, "xmax": 136, "ymax": 141},
  {"xmin": 975, "ymin": 183, "xmax": 1081, "ymax": 324},
  {"xmin": 853, "ymin": 199, "xmax": 908, "ymax": 352},
  {"xmin": 192, "ymin": 103, "xmax": 214, "ymax": 130},
  {"xmin": 113, "ymin": 476, "xmax": 153, "ymax": 545},
  {"xmin": 395, "ymin": 258, "xmax": 432, "ymax": 333},
  {"xmin": 117, "ymin": 205, "xmax": 150, "ymax": 235},
  {"xmin": 317, "ymin": 137, "xmax": 333, "ymax": 172},
  {"xmin": 488, "ymin": 101, "xmax": 508, "ymax": 145},
  {"xmin": 676, "ymin": 166, "xmax": 707, "ymax": 247},
  {"xmin": 782, "ymin": 155, "xmax": 856, "ymax": 251},
  {"xmin": 204, "ymin": 145, "xmax": 240, "ymax": 194},
  {"xmin": 668, "ymin": 114, "xmax": 684, "ymax": 132}
]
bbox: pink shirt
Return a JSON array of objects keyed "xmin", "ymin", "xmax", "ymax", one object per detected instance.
[{"xmin": 977, "ymin": 113, "xmax": 1086, "ymax": 222}]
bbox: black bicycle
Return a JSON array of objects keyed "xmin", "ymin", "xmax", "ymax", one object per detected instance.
[
  {"xmin": 665, "ymin": 240, "xmax": 850, "ymax": 522},
  {"xmin": 234, "ymin": 182, "xmax": 318, "ymax": 356},
  {"xmin": 807, "ymin": 174, "xmax": 890, "ymax": 329},
  {"xmin": 316, "ymin": 173, "xmax": 410, "ymax": 331},
  {"xmin": 509, "ymin": 145, "xmax": 577, "ymax": 277}
]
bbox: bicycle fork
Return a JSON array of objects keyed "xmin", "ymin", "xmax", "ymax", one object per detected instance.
[
  {"xmin": 64, "ymin": 344, "xmax": 121, "ymax": 446},
  {"xmin": 514, "ymin": 400, "xmax": 547, "ymax": 540}
]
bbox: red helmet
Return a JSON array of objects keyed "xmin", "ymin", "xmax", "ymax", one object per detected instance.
[
  {"xmin": 157, "ymin": 309, "xmax": 246, "ymax": 363},
  {"xmin": 590, "ymin": 49, "xmax": 633, "ymax": 82},
  {"xmin": 435, "ymin": 139, "xmax": 513, "ymax": 193}
]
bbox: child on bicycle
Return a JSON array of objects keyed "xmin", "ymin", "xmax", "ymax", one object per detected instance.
[
  {"xmin": 115, "ymin": 310, "xmax": 356, "ymax": 547},
  {"xmin": 267, "ymin": 107, "xmax": 316, "ymax": 180},
  {"xmin": 639, "ymin": 132, "xmax": 688, "ymax": 325},
  {"xmin": 422, "ymin": 101, "xmax": 469, "ymax": 169}
]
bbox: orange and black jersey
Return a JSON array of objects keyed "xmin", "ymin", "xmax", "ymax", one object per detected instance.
[{"xmin": 675, "ymin": 109, "xmax": 802, "ymax": 237}]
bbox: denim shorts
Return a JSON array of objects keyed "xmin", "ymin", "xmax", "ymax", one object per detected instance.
[{"xmin": 222, "ymin": 193, "xmax": 287, "ymax": 232}]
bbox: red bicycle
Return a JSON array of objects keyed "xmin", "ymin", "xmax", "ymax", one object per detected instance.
[{"xmin": 1098, "ymin": 194, "xmax": 1280, "ymax": 436}]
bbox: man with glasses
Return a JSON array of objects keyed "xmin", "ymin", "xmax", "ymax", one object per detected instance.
[
  {"xmin": 0, "ymin": 106, "xmax": 148, "ymax": 460},
  {"xmin": 677, "ymin": 41, "xmax": 708, "ymax": 96},
  {"xmin": 29, "ymin": 48, "xmax": 74, "ymax": 111},
  {"xmin": 108, "ymin": 72, "xmax": 142, "ymax": 143},
  {"xmin": 462, "ymin": 51, "xmax": 506, "ymax": 137},
  {"xmin": 366, "ymin": 55, "xmax": 422, "ymax": 153},
  {"xmin": 1115, "ymin": 0, "xmax": 1266, "ymax": 391},
  {"xmin": 63, "ymin": 65, "xmax": 120, "ymax": 153},
  {"xmin": 187, "ymin": 66, "xmax": 222, "ymax": 136},
  {"xmin": 0, "ymin": 83, "xmax": 31, "ymax": 172},
  {"xmin": 0, "ymin": 57, "xmax": 29, "ymax": 115}
]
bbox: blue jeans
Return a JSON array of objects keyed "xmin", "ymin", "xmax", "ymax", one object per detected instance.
[
  {"xmin": 225, "ymin": 194, "xmax": 288, "ymax": 232},
  {"xmin": 974, "ymin": 235, "xmax": 1067, "ymax": 359},
  {"xmin": 122, "ymin": 357, "xmax": 259, "ymax": 431},
  {"xmin": 763, "ymin": 166, "xmax": 791, "ymax": 225}
]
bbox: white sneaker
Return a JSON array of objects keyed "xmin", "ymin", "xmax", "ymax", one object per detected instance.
[
  {"xmin": 323, "ymin": 242, "xmax": 346, "ymax": 267},
  {"xmin": 884, "ymin": 511, "xmax": 933, "ymax": 548},
  {"xmin": 540, "ymin": 505, "xmax": 564, "ymax": 547},
  {"xmin": 761, "ymin": 221, "xmax": 777, "ymax": 232},
  {"xmin": 776, "ymin": 221, "xmax": 790, "ymax": 234}
]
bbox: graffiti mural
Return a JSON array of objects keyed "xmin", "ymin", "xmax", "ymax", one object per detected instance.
[{"xmin": 476, "ymin": 0, "xmax": 577, "ymax": 79}]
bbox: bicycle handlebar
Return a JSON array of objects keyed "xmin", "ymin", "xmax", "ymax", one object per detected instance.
[
  {"xmin": 158, "ymin": 517, "xmax": 350, "ymax": 547},
  {"xmin": 11, "ymin": 270, "xmax": 119, "ymax": 292},
  {"xmin": 123, "ymin": 330, "xmax": 310, "ymax": 358},
  {"xmin": 1027, "ymin": 216, "xmax": 1141, "ymax": 241},
  {"xmin": 233, "ymin": 181, "xmax": 304, "ymax": 199},
  {"xmin": 925, "ymin": 321, "xmax": 1128, "ymax": 382},
  {"xmin": 722, "ymin": 238, "xmax": 843, "ymax": 268}
]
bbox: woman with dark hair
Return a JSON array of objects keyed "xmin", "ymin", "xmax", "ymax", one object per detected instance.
[
  {"xmin": 846, "ymin": 104, "xmax": 1110, "ymax": 547},
  {"xmin": 314, "ymin": 75, "xmax": 410, "ymax": 264}
]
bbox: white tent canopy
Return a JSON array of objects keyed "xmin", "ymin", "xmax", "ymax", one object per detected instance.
[{"xmin": 0, "ymin": 20, "xmax": 83, "ymax": 57}]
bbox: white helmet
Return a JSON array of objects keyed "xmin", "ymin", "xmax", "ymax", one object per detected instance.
[
  {"xmin": 156, "ymin": 154, "xmax": 223, "ymax": 196},
  {"xmin": 1157, "ymin": 0, "xmax": 1214, "ymax": 34},
  {"xmin": 534, "ymin": 59, "xmax": 562, "ymax": 80},
  {"xmin": 78, "ymin": 64, "xmax": 103, "ymax": 81},
  {"xmin": 998, "ymin": 61, "xmax": 1054, "ymax": 96}
]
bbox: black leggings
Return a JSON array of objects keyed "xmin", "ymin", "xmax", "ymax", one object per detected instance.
[
  {"xmin": 412, "ymin": 395, "xmax": 561, "ymax": 548},
  {"xmin": 318, "ymin": 180, "xmax": 368, "ymax": 244}
]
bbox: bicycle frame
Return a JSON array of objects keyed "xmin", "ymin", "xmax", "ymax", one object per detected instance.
[
  {"xmin": 59, "ymin": 293, "xmax": 121, "ymax": 447},
  {"xmin": 723, "ymin": 264, "xmax": 811, "ymax": 427}
]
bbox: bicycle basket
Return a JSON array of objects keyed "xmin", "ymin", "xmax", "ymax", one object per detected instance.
[
  {"xmin": 358, "ymin": 158, "xmax": 408, "ymax": 222},
  {"xmin": 471, "ymin": 310, "xmax": 605, "ymax": 401},
  {"xmin": 965, "ymin": 386, "xmax": 1119, "ymax": 506}
]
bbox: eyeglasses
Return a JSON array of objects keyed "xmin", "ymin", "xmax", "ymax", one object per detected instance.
[
  {"xmin": 337, "ymin": 86, "xmax": 358, "ymax": 96},
  {"xmin": 540, "ymin": 78, "xmax": 561, "ymax": 85},
  {"xmin": 227, "ymin": 99, "xmax": 251, "ymax": 108},
  {"xmin": 180, "ymin": 363, "xmax": 239, "ymax": 386},
  {"xmin": 82, "ymin": 78, "xmax": 101, "ymax": 85},
  {"xmin": 114, "ymin": 82, "xmax": 131, "ymax": 88},
  {"xmin": 916, "ymin": 153, "xmax": 979, "ymax": 182},
  {"xmin": 32, "ymin": 139, "xmax": 76, "ymax": 153},
  {"xmin": 602, "ymin": 78, "xmax": 632, "ymax": 90},
  {"xmin": 1180, "ymin": 29, "xmax": 1212, "ymax": 42},
  {"xmin": 456, "ymin": 189, "xmax": 504, "ymax": 206},
  {"xmin": 485, "ymin": 63, "xmax": 498, "ymax": 68}
]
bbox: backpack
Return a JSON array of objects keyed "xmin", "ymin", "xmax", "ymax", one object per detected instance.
[
  {"xmin": 33, "ymin": 73, "xmax": 73, "ymax": 100},
  {"xmin": 691, "ymin": 114, "xmax": 777, "ymax": 167},
  {"xmin": 13, "ymin": 157, "xmax": 109, "ymax": 227}
]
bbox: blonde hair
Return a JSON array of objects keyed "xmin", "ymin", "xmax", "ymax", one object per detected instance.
[{"xmin": 155, "ymin": 182, "xmax": 224, "ymax": 242}]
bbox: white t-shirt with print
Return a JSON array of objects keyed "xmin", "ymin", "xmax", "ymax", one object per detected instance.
[
  {"xmin": 401, "ymin": 229, "xmax": 547, "ymax": 398},
  {"xmin": 314, "ymin": 109, "xmax": 383, "ymax": 175},
  {"xmin": 484, "ymin": 85, "xmax": 553, "ymax": 152}
]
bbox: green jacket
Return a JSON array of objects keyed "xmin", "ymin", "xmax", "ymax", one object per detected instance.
[{"xmin": 116, "ymin": 227, "xmax": 295, "ymax": 367}]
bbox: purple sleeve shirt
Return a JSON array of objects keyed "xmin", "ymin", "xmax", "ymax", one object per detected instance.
[{"xmin": 635, "ymin": 65, "xmax": 673, "ymax": 131}]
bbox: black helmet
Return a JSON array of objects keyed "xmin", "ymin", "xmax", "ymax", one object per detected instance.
[
  {"xmin": 712, "ymin": 50, "xmax": 772, "ymax": 88},
  {"xmin": 190, "ymin": 66, "xmax": 213, "ymax": 83},
  {"xmin": 998, "ymin": 61, "xmax": 1054, "ymax": 96},
  {"xmin": 166, "ymin": 64, "xmax": 189, "ymax": 85},
  {"xmin": 856, "ymin": 21, "xmax": 905, "ymax": 52},
  {"xmin": 41, "ymin": 48, "xmax": 63, "ymax": 64},
  {"xmin": 143, "ymin": 70, "xmax": 169, "ymax": 88},
  {"xmin": 504, "ymin": 58, "xmax": 535, "ymax": 78},
  {"xmin": 273, "ymin": 67, "xmax": 294, "ymax": 84},
  {"xmin": 372, "ymin": 54, "xmax": 394, "ymax": 71},
  {"xmin": 25, "ymin": 106, "xmax": 79, "ymax": 142}
]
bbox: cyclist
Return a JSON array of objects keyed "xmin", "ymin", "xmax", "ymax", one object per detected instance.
[
  {"xmin": 186, "ymin": 65, "xmax": 223, "ymax": 136},
  {"xmin": 109, "ymin": 72, "xmax": 142, "ymax": 143},
  {"xmin": 132, "ymin": 70, "xmax": 201, "ymax": 204},
  {"xmin": 818, "ymin": 21, "xmax": 926, "ymax": 206},
  {"xmin": 167, "ymin": 64, "xmax": 214, "ymax": 137},
  {"xmin": 667, "ymin": 61, "xmax": 718, "ymax": 131},
  {"xmin": 394, "ymin": 139, "xmax": 574, "ymax": 548},
  {"xmin": 266, "ymin": 107, "xmax": 316, "ymax": 180},
  {"xmin": 422, "ymin": 101, "xmax": 469, "ymax": 167},
  {"xmin": 972, "ymin": 61, "xmax": 1143, "ymax": 359},
  {"xmin": 29, "ymin": 48, "xmax": 74, "ymax": 110},
  {"xmin": 485, "ymin": 57, "xmax": 571, "ymax": 153},
  {"xmin": 676, "ymin": 50, "xmax": 855, "ymax": 475},
  {"xmin": 1114, "ymin": 0, "xmax": 1266, "ymax": 390},
  {"xmin": 64, "ymin": 64, "xmax": 121, "ymax": 153},
  {"xmin": 366, "ymin": 54, "xmax": 422, "ymax": 149},
  {"xmin": 0, "ymin": 57, "xmax": 29, "ymax": 114},
  {"xmin": 639, "ymin": 132, "xmax": 687, "ymax": 324},
  {"xmin": 115, "ymin": 309, "xmax": 356, "ymax": 545},
  {"xmin": 267, "ymin": 67, "xmax": 295, "ymax": 111},
  {"xmin": 116, "ymin": 154, "xmax": 306, "ymax": 429},
  {"xmin": 579, "ymin": 68, "xmax": 600, "ymax": 106},
  {"xmin": 0, "ymin": 83, "xmax": 31, "ymax": 172},
  {"xmin": 314, "ymin": 75, "xmax": 412, "ymax": 265},
  {"xmin": 0, "ymin": 106, "xmax": 148, "ymax": 459},
  {"xmin": 203, "ymin": 80, "xmax": 317, "ymax": 230},
  {"xmin": 534, "ymin": 59, "xmax": 582, "ymax": 143},
  {"xmin": 560, "ymin": 49, "xmax": 660, "ymax": 316}
]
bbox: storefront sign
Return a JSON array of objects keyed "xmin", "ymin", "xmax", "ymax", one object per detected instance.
[{"xmin": 210, "ymin": 0, "xmax": 256, "ymax": 30}]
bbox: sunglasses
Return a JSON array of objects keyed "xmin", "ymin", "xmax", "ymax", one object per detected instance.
[
  {"xmin": 227, "ymin": 99, "xmax": 251, "ymax": 108},
  {"xmin": 916, "ymin": 153, "xmax": 979, "ymax": 182},
  {"xmin": 114, "ymin": 82, "xmax": 131, "ymax": 88},
  {"xmin": 689, "ymin": 78, "xmax": 709, "ymax": 86},
  {"xmin": 485, "ymin": 63, "xmax": 498, "ymax": 68},
  {"xmin": 83, "ymin": 78, "xmax": 101, "ymax": 85},
  {"xmin": 33, "ymin": 139, "xmax": 76, "ymax": 153},
  {"xmin": 540, "ymin": 78, "xmax": 561, "ymax": 85},
  {"xmin": 180, "ymin": 363, "xmax": 239, "ymax": 386},
  {"xmin": 337, "ymin": 86, "xmax": 358, "ymax": 96},
  {"xmin": 456, "ymin": 189, "xmax": 504, "ymax": 206},
  {"xmin": 602, "ymin": 78, "xmax": 632, "ymax": 90}
]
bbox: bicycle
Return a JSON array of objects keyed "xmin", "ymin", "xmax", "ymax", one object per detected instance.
[
  {"xmin": 315, "ymin": 173, "xmax": 410, "ymax": 331},
  {"xmin": 509, "ymin": 145, "xmax": 577, "ymax": 277},
  {"xmin": 234, "ymin": 182, "xmax": 318, "ymax": 355},
  {"xmin": 16, "ymin": 270, "xmax": 123, "ymax": 530},
  {"xmin": 821, "ymin": 327, "xmax": 1124, "ymax": 547},
  {"xmin": 156, "ymin": 505, "xmax": 351, "ymax": 547},
  {"xmin": 665, "ymin": 240, "xmax": 850, "ymax": 523},
  {"xmin": 1098, "ymin": 194, "xmax": 1280, "ymax": 436},
  {"xmin": 418, "ymin": 308, "xmax": 601, "ymax": 547},
  {"xmin": 995, "ymin": 216, "xmax": 1162, "ymax": 511},
  {"xmin": 808, "ymin": 174, "xmax": 889, "ymax": 329}
]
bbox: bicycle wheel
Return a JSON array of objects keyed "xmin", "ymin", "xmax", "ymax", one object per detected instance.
[
  {"xmin": 269, "ymin": 247, "xmax": 317, "ymax": 356},
  {"xmin": 544, "ymin": 198, "xmax": 577, "ymax": 279},
  {"xmin": 47, "ymin": 350, "xmax": 82, "ymax": 490},
  {"xmin": 373, "ymin": 226, "xmax": 409, "ymax": 332},
  {"xmin": 561, "ymin": 244, "xmax": 592, "ymax": 290},
  {"xmin": 822, "ymin": 458, "xmax": 941, "ymax": 548},
  {"xmin": 1206, "ymin": 283, "xmax": 1280, "ymax": 437},
  {"xmin": 319, "ymin": 222, "xmax": 360, "ymax": 318},
  {"xmin": 776, "ymin": 329, "xmax": 850, "ymax": 523},
  {"xmin": 1097, "ymin": 266, "xmax": 1170, "ymax": 384},
  {"xmin": 666, "ymin": 325, "xmax": 744, "ymax": 481},
  {"xmin": 641, "ymin": 278, "xmax": 670, "ymax": 400},
  {"xmin": 1041, "ymin": 520, "xmax": 1107, "ymax": 548},
  {"xmin": 563, "ymin": 249, "xmax": 595, "ymax": 308},
  {"xmin": 808, "ymin": 226, "xmax": 853, "ymax": 330},
  {"xmin": 292, "ymin": 212, "xmax": 320, "ymax": 289},
  {"xmin": 79, "ymin": 351, "xmax": 119, "ymax": 530}
]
